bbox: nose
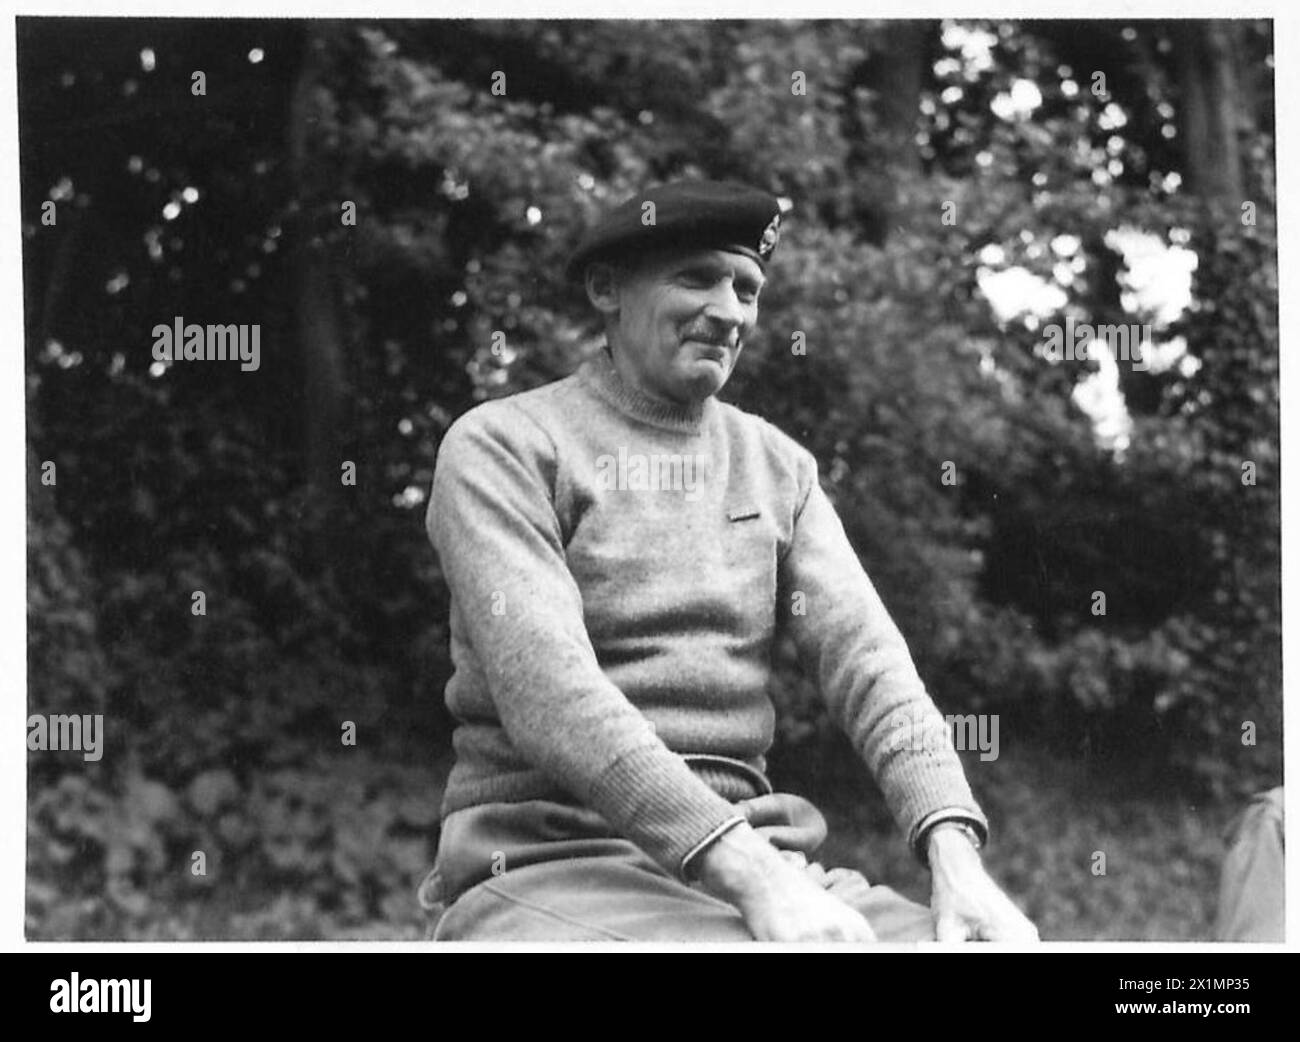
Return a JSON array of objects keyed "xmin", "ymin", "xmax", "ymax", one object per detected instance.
[{"xmin": 701, "ymin": 280, "xmax": 747, "ymax": 332}]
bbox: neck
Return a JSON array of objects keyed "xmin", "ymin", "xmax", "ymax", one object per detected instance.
[{"xmin": 587, "ymin": 343, "xmax": 709, "ymax": 433}]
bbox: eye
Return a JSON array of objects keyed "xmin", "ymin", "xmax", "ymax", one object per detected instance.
[{"xmin": 677, "ymin": 268, "xmax": 715, "ymax": 288}]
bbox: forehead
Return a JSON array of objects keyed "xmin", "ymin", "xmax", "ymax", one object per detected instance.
[{"xmin": 623, "ymin": 246, "xmax": 766, "ymax": 285}]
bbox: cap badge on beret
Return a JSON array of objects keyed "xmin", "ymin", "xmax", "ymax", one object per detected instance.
[
  {"xmin": 758, "ymin": 213, "xmax": 781, "ymax": 260},
  {"xmin": 565, "ymin": 179, "xmax": 786, "ymax": 283}
]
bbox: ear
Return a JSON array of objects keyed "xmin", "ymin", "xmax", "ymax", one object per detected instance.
[{"xmin": 584, "ymin": 262, "xmax": 622, "ymax": 317}]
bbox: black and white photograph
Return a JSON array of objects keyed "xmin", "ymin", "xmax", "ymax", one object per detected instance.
[{"xmin": 9, "ymin": 3, "xmax": 1289, "ymax": 963}]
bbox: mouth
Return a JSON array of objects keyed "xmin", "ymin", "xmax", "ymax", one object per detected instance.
[{"xmin": 684, "ymin": 337, "xmax": 732, "ymax": 360}]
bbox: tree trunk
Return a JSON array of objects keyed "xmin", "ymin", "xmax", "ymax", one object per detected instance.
[
  {"xmin": 1174, "ymin": 21, "xmax": 1245, "ymax": 209},
  {"xmin": 288, "ymin": 26, "xmax": 349, "ymax": 564},
  {"xmin": 854, "ymin": 20, "xmax": 933, "ymax": 243}
]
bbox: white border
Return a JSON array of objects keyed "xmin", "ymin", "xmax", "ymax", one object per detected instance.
[{"xmin": 1, "ymin": 0, "xmax": 1295, "ymax": 956}]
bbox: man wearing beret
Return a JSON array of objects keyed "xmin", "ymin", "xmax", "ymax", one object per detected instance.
[{"xmin": 421, "ymin": 180, "xmax": 1039, "ymax": 942}]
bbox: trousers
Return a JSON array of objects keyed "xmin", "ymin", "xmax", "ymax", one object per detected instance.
[{"xmin": 419, "ymin": 798, "xmax": 935, "ymax": 942}]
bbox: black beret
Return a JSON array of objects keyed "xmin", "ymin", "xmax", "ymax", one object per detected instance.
[{"xmin": 565, "ymin": 179, "xmax": 783, "ymax": 283}]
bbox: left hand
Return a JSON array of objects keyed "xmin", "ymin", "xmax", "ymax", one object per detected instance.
[
  {"xmin": 736, "ymin": 793, "xmax": 828, "ymax": 858},
  {"xmin": 927, "ymin": 826, "xmax": 1039, "ymax": 942}
]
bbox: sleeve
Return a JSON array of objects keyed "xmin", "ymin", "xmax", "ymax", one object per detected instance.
[
  {"xmin": 776, "ymin": 448, "xmax": 989, "ymax": 857},
  {"xmin": 427, "ymin": 403, "xmax": 743, "ymax": 877}
]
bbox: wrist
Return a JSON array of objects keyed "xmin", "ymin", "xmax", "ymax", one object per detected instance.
[
  {"xmin": 927, "ymin": 822, "xmax": 984, "ymax": 869},
  {"xmin": 693, "ymin": 821, "xmax": 789, "ymax": 902}
]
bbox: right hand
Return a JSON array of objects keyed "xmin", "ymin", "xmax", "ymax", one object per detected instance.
[{"xmin": 693, "ymin": 821, "xmax": 877, "ymax": 942}]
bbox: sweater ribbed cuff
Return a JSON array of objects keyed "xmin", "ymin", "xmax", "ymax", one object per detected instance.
[
  {"xmin": 588, "ymin": 743, "xmax": 747, "ymax": 879},
  {"xmin": 680, "ymin": 816, "xmax": 747, "ymax": 880},
  {"xmin": 880, "ymin": 754, "xmax": 989, "ymax": 865}
]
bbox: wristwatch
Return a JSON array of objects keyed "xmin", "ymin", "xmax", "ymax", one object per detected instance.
[{"xmin": 923, "ymin": 819, "xmax": 984, "ymax": 864}]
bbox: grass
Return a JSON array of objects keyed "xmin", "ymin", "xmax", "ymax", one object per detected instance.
[{"xmin": 773, "ymin": 740, "xmax": 1237, "ymax": 941}]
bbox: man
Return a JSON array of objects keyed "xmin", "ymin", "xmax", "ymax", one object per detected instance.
[
  {"xmin": 421, "ymin": 179, "xmax": 1038, "ymax": 942},
  {"xmin": 1216, "ymin": 786, "xmax": 1284, "ymax": 941}
]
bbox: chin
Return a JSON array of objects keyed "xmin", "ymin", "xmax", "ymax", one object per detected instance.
[{"xmin": 682, "ymin": 368, "xmax": 729, "ymax": 399}]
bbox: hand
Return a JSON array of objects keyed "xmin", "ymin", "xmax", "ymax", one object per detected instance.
[
  {"xmin": 694, "ymin": 821, "xmax": 877, "ymax": 942},
  {"xmin": 736, "ymin": 792, "xmax": 828, "ymax": 857},
  {"xmin": 927, "ymin": 826, "xmax": 1039, "ymax": 942}
]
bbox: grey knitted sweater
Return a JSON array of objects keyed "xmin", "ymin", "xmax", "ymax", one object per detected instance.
[{"xmin": 427, "ymin": 347, "xmax": 986, "ymax": 877}]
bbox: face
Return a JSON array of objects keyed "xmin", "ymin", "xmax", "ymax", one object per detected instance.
[{"xmin": 590, "ymin": 247, "xmax": 766, "ymax": 405}]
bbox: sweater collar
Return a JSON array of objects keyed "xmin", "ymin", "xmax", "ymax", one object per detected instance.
[{"xmin": 581, "ymin": 344, "xmax": 712, "ymax": 434}]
